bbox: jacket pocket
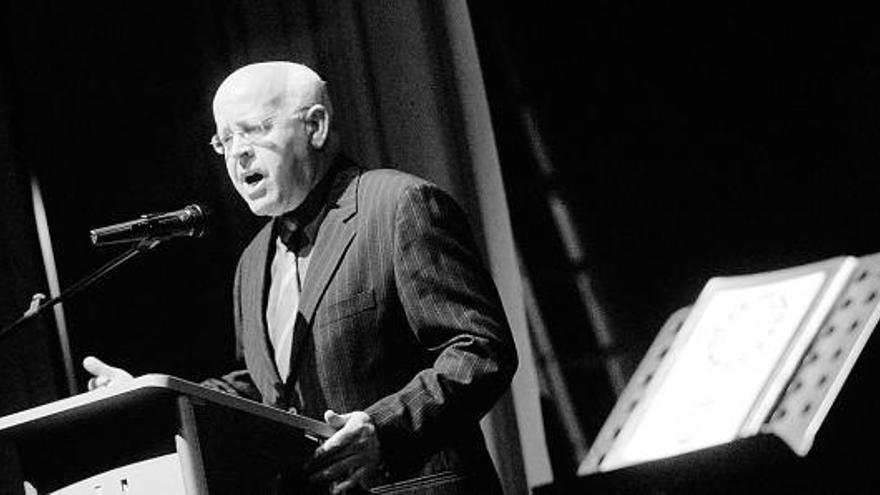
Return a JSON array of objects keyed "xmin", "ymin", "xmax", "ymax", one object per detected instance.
[{"xmin": 318, "ymin": 289, "xmax": 376, "ymax": 327}]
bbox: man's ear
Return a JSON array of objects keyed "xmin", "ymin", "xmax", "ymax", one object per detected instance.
[{"xmin": 305, "ymin": 104, "xmax": 330, "ymax": 150}]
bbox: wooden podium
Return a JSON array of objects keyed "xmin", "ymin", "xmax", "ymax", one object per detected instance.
[{"xmin": 0, "ymin": 374, "xmax": 334, "ymax": 494}]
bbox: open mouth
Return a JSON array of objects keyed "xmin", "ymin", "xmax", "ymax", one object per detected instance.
[{"xmin": 243, "ymin": 172, "xmax": 264, "ymax": 186}]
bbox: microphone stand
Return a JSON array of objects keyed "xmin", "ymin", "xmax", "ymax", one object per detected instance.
[{"xmin": 0, "ymin": 238, "xmax": 162, "ymax": 342}]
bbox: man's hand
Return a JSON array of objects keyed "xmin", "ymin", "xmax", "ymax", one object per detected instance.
[
  {"xmin": 307, "ymin": 410, "xmax": 381, "ymax": 494},
  {"xmin": 82, "ymin": 356, "xmax": 133, "ymax": 390}
]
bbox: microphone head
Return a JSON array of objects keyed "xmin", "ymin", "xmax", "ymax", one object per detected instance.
[
  {"xmin": 181, "ymin": 203, "xmax": 209, "ymax": 239},
  {"xmin": 89, "ymin": 203, "xmax": 211, "ymax": 246}
]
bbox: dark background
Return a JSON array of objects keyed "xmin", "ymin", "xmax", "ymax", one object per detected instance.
[
  {"xmin": 468, "ymin": 1, "xmax": 880, "ymax": 485},
  {"xmin": 471, "ymin": 2, "xmax": 880, "ymax": 342},
  {"xmin": 0, "ymin": 2, "xmax": 253, "ymax": 386},
  {"xmin": 1, "ymin": 0, "xmax": 880, "ymax": 489}
]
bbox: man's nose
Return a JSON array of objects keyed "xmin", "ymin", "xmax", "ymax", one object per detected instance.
[{"xmin": 230, "ymin": 134, "xmax": 254, "ymax": 161}]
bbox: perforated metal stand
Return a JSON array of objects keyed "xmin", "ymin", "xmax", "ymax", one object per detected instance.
[{"xmin": 763, "ymin": 252, "xmax": 880, "ymax": 455}]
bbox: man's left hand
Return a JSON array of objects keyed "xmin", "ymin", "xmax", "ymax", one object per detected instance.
[{"xmin": 307, "ymin": 410, "xmax": 381, "ymax": 494}]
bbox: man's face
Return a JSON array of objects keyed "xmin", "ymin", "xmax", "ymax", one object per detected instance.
[{"xmin": 213, "ymin": 80, "xmax": 317, "ymax": 217}]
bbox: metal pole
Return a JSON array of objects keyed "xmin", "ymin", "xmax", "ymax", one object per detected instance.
[{"xmin": 28, "ymin": 173, "xmax": 77, "ymax": 395}]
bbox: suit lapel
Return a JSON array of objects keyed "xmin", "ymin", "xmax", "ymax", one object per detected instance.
[
  {"xmin": 288, "ymin": 167, "xmax": 360, "ymax": 370},
  {"xmin": 242, "ymin": 222, "xmax": 283, "ymax": 391}
]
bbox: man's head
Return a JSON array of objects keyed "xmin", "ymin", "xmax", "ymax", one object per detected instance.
[{"xmin": 212, "ymin": 61, "xmax": 334, "ymax": 217}]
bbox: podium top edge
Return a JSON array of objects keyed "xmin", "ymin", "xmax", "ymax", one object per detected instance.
[{"xmin": 0, "ymin": 374, "xmax": 334, "ymax": 439}]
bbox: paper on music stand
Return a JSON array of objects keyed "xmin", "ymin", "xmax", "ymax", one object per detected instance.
[{"xmin": 600, "ymin": 256, "xmax": 856, "ymax": 471}]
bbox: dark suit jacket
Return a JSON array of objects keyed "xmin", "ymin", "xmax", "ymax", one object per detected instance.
[{"xmin": 223, "ymin": 161, "xmax": 518, "ymax": 494}]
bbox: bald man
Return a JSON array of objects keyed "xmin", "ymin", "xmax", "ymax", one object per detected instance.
[{"xmin": 86, "ymin": 62, "xmax": 517, "ymax": 494}]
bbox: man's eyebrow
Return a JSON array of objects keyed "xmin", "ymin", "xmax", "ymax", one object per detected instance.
[{"xmin": 218, "ymin": 117, "xmax": 260, "ymax": 132}]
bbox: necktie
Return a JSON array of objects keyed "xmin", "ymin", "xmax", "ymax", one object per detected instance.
[{"xmin": 265, "ymin": 165, "xmax": 337, "ymax": 382}]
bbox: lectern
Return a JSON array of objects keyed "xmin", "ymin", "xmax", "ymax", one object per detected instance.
[{"xmin": 0, "ymin": 374, "xmax": 334, "ymax": 494}]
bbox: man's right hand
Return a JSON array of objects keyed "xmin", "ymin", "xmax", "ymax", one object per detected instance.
[{"xmin": 82, "ymin": 356, "xmax": 133, "ymax": 390}]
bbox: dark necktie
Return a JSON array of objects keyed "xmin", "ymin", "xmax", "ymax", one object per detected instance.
[
  {"xmin": 278, "ymin": 221, "xmax": 307, "ymax": 254},
  {"xmin": 266, "ymin": 164, "xmax": 339, "ymax": 381}
]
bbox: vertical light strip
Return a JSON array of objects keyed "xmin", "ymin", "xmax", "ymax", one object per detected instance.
[
  {"xmin": 441, "ymin": 0, "xmax": 554, "ymax": 490},
  {"xmin": 29, "ymin": 173, "xmax": 77, "ymax": 395}
]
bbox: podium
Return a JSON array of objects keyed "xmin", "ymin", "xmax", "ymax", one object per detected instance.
[{"xmin": 0, "ymin": 374, "xmax": 334, "ymax": 494}]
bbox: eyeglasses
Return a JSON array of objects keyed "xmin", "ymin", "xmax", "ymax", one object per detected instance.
[{"xmin": 210, "ymin": 108, "xmax": 310, "ymax": 155}]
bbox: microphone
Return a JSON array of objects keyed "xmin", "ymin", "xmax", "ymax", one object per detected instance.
[{"xmin": 90, "ymin": 204, "xmax": 208, "ymax": 246}]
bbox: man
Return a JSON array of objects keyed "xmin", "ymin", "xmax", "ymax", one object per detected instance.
[{"xmin": 85, "ymin": 61, "xmax": 517, "ymax": 494}]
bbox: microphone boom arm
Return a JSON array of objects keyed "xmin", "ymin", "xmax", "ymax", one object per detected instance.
[{"xmin": 0, "ymin": 238, "xmax": 161, "ymax": 341}]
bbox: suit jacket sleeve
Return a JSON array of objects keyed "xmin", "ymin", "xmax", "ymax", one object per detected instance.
[{"xmin": 364, "ymin": 182, "xmax": 518, "ymax": 467}]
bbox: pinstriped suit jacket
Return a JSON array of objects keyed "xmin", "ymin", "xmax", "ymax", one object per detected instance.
[{"xmin": 229, "ymin": 160, "xmax": 518, "ymax": 494}]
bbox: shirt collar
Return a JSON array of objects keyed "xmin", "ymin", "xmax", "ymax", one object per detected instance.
[{"xmin": 274, "ymin": 163, "xmax": 340, "ymax": 252}]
